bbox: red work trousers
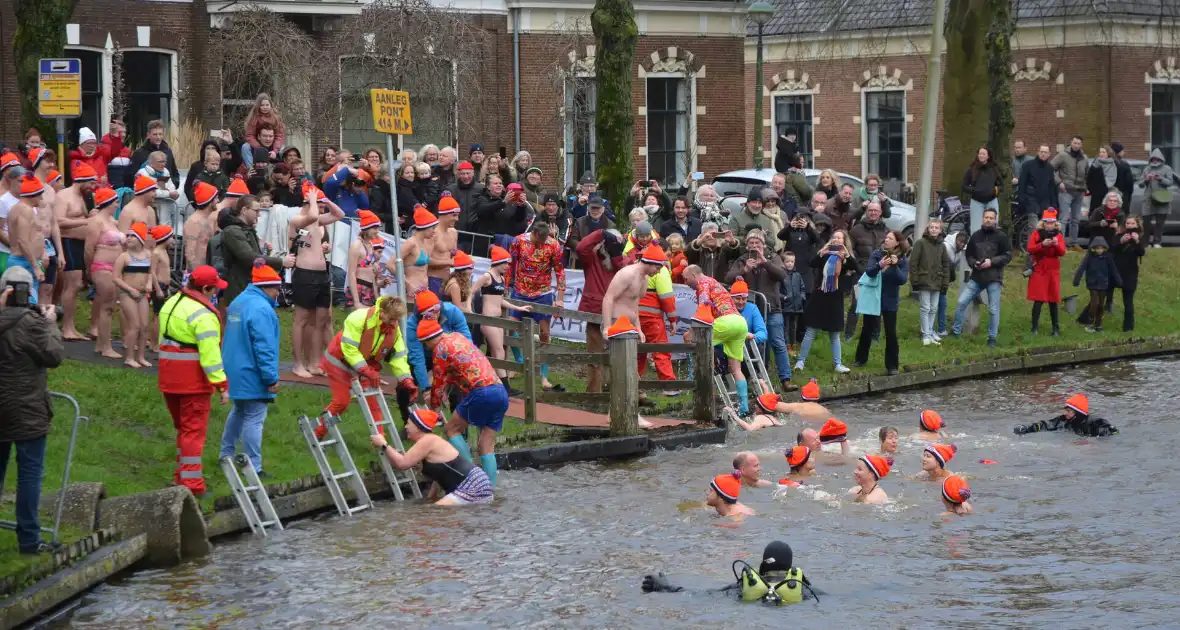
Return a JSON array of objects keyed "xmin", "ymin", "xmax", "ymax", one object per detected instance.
[
  {"xmin": 637, "ymin": 315, "xmax": 675, "ymax": 381},
  {"xmin": 320, "ymin": 356, "xmax": 384, "ymax": 425},
  {"xmin": 164, "ymin": 393, "xmax": 211, "ymax": 494}
]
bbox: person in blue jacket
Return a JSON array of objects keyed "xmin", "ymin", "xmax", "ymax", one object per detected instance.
[
  {"xmin": 322, "ymin": 164, "xmax": 371, "ymax": 218},
  {"xmin": 853, "ymin": 231, "xmax": 910, "ymax": 375},
  {"xmin": 408, "ymin": 290, "xmax": 472, "ymax": 401},
  {"xmin": 219, "ymin": 263, "xmax": 283, "ymax": 476}
]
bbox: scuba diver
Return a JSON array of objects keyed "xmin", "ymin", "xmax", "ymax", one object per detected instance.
[
  {"xmin": 641, "ymin": 541, "xmax": 822, "ymax": 605},
  {"xmin": 1013, "ymin": 393, "xmax": 1119, "ymax": 437}
]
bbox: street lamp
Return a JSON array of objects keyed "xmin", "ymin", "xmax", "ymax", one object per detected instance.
[{"xmin": 749, "ymin": 1, "xmax": 775, "ymax": 169}]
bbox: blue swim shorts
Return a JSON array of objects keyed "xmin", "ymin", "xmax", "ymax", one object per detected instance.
[
  {"xmin": 456, "ymin": 384, "xmax": 509, "ymax": 432},
  {"xmin": 509, "ymin": 289, "xmax": 554, "ymax": 323}
]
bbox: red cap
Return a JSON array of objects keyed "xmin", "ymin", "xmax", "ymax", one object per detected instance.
[
  {"xmin": 800, "ymin": 378, "xmax": 820, "ymax": 401},
  {"xmin": 457, "ymin": 161, "xmax": 474, "ymax": 171},
  {"xmin": 819, "ymin": 418, "xmax": 848, "ymax": 443},
  {"xmin": 190, "ymin": 265, "xmax": 228, "ymax": 290},
  {"xmin": 786, "ymin": 445, "xmax": 812, "ymax": 470},
  {"xmin": 1065, "ymin": 393, "xmax": 1089, "ymax": 416},
  {"xmin": 756, "ymin": 393, "xmax": 780, "ymax": 413}
]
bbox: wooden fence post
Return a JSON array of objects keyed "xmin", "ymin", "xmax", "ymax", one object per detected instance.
[
  {"xmin": 521, "ymin": 317, "xmax": 537, "ymax": 424},
  {"xmin": 608, "ymin": 335, "xmax": 639, "ymax": 436},
  {"xmin": 691, "ymin": 322, "xmax": 716, "ymax": 426}
]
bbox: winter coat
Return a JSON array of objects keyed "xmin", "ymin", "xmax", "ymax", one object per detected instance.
[
  {"xmin": 68, "ymin": 133, "xmax": 127, "ymax": 185},
  {"xmin": 1050, "ymin": 148, "xmax": 1089, "ymax": 194},
  {"xmin": 908, "ymin": 234, "xmax": 949, "ymax": 292},
  {"xmin": 725, "ymin": 253, "xmax": 787, "ymax": 313},
  {"xmin": 1072, "ymin": 238, "xmax": 1122, "ymax": 291},
  {"xmin": 1018, "ymin": 157, "xmax": 1058, "ymax": 213},
  {"xmin": 962, "ymin": 162, "xmax": 1001, "ymax": 203},
  {"xmin": 126, "ymin": 139, "xmax": 180, "ymax": 189},
  {"xmin": 687, "ymin": 238, "xmax": 740, "ymax": 281},
  {"xmin": 368, "ymin": 179, "xmax": 394, "ymax": 230},
  {"xmin": 219, "ymin": 213, "xmax": 284, "ymax": 306},
  {"xmin": 1114, "ymin": 158, "xmax": 1135, "ymax": 212},
  {"xmin": 864, "ymin": 249, "xmax": 909, "ymax": 312},
  {"xmin": 1025, "ymin": 228, "xmax": 1066, "ymax": 303},
  {"xmin": 471, "ymin": 188, "xmax": 532, "ymax": 237},
  {"xmin": 185, "ymin": 165, "xmax": 230, "ymax": 202},
  {"xmin": 779, "ymin": 270, "xmax": 807, "ymax": 313},
  {"xmin": 224, "ymin": 284, "xmax": 280, "ymax": 402},
  {"xmin": 433, "ymin": 164, "xmax": 456, "ymax": 191},
  {"xmin": 244, "ymin": 112, "xmax": 287, "ymax": 153},
  {"xmin": 407, "ymin": 303, "xmax": 471, "ymax": 390},
  {"xmin": 964, "ymin": 226, "xmax": 1012, "ymax": 286},
  {"xmin": 1086, "ymin": 158, "xmax": 1118, "ymax": 211},
  {"xmin": 568, "ymin": 214, "xmax": 615, "ymax": 254},
  {"xmin": 395, "ymin": 177, "xmax": 418, "ymax": 231},
  {"xmin": 658, "ymin": 216, "xmax": 703, "ymax": 244},
  {"xmin": 446, "ymin": 179, "xmax": 486, "ymax": 232},
  {"xmin": 774, "ymin": 135, "xmax": 800, "ymax": 173},
  {"xmin": 849, "ymin": 219, "xmax": 888, "ymax": 261},
  {"xmin": 1140, "ymin": 149, "xmax": 1177, "ymax": 216},
  {"xmin": 730, "ymin": 208, "xmax": 781, "ymax": 253},
  {"xmin": 1086, "ymin": 205, "xmax": 1123, "ymax": 247},
  {"xmin": 777, "ymin": 217, "xmax": 821, "ymax": 292},
  {"xmin": 575, "ymin": 229, "xmax": 631, "ymax": 314},
  {"xmin": 739, "ymin": 302, "xmax": 768, "ymax": 345},
  {"xmin": 1111, "ymin": 230, "xmax": 1146, "ymax": 291},
  {"xmin": 821, "ymin": 197, "xmax": 856, "ymax": 233},
  {"xmin": 0, "ymin": 307, "xmax": 64, "ymax": 442},
  {"xmin": 528, "ymin": 207, "xmax": 573, "ymax": 246},
  {"xmin": 851, "ymin": 187, "xmax": 893, "ymax": 223},
  {"xmin": 322, "ymin": 168, "xmax": 370, "ymax": 218},
  {"xmin": 803, "ymin": 251, "xmax": 859, "ymax": 332},
  {"xmin": 413, "ymin": 173, "xmax": 442, "ymax": 213},
  {"xmin": 523, "ymin": 181, "xmax": 547, "ymax": 210},
  {"xmin": 779, "ymin": 169, "xmax": 813, "ymax": 214},
  {"xmin": 569, "ymin": 196, "xmax": 615, "ymax": 222}
]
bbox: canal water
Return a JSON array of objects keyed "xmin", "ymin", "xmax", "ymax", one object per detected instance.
[{"xmin": 55, "ymin": 358, "xmax": 1180, "ymax": 629}]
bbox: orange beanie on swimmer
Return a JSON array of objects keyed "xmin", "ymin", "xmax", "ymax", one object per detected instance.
[
  {"xmin": 489, "ymin": 245, "xmax": 511, "ymax": 266},
  {"xmin": 416, "ymin": 319, "xmax": 443, "ymax": 342},
  {"xmin": 710, "ymin": 471, "xmax": 742, "ymax": 504},
  {"xmin": 126, "ymin": 222, "xmax": 149, "ymax": 244},
  {"xmin": 920, "ymin": 409, "xmax": 945, "ymax": 432},
  {"xmin": 452, "ymin": 250, "xmax": 474, "ymax": 271},
  {"xmin": 19, "ymin": 175, "xmax": 44, "ymax": 198},
  {"xmin": 437, "ymin": 194, "xmax": 461, "ymax": 215},
  {"xmin": 133, "ymin": 174, "xmax": 158, "ymax": 196},
  {"xmin": 226, "ymin": 177, "xmax": 250, "ymax": 198},
  {"xmin": 942, "ymin": 475, "xmax": 971, "ymax": 504},
  {"xmin": 357, "ymin": 210, "xmax": 382, "ymax": 230},
  {"xmin": 819, "ymin": 418, "xmax": 847, "ymax": 444},
  {"xmin": 640, "ymin": 243, "xmax": 667, "ymax": 265},
  {"xmin": 150, "ymin": 225, "xmax": 174, "ymax": 244},
  {"xmin": 756, "ymin": 393, "xmax": 780, "ymax": 413},
  {"xmin": 408, "ymin": 408, "xmax": 440, "ymax": 433},
  {"xmin": 860, "ymin": 454, "xmax": 893, "ymax": 480},
  {"xmin": 925, "ymin": 443, "xmax": 958, "ymax": 468},
  {"xmin": 785, "ymin": 445, "xmax": 812, "ymax": 470},
  {"xmin": 1065, "ymin": 393, "xmax": 1089, "ymax": 416},
  {"xmin": 92, "ymin": 187, "xmax": 118, "ymax": 209},
  {"xmin": 606, "ymin": 316, "xmax": 640, "ymax": 339},
  {"xmin": 413, "ymin": 205, "xmax": 439, "ymax": 230},
  {"xmin": 800, "ymin": 378, "xmax": 820, "ymax": 401}
]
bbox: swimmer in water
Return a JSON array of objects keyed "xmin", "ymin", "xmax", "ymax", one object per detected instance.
[
  {"xmin": 940, "ymin": 475, "xmax": 973, "ymax": 516},
  {"xmin": 736, "ymin": 396, "xmax": 786, "ymax": 431},
  {"xmin": 778, "ymin": 446, "xmax": 817, "ymax": 487},
  {"xmin": 1012, "ymin": 393, "xmax": 1119, "ymax": 437},
  {"xmin": 642, "ymin": 541, "xmax": 822, "ymax": 604},
  {"xmin": 916, "ymin": 443, "xmax": 957, "ymax": 482},
  {"xmin": 734, "ymin": 452, "xmax": 775, "ymax": 488},
  {"xmin": 818, "ymin": 418, "xmax": 851, "ymax": 456},
  {"xmin": 705, "ymin": 471, "xmax": 756, "ymax": 518},
  {"xmin": 878, "ymin": 426, "xmax": 899, "ymax": 456},
  {"xmin": 914, "ymin": 409, "xmax": 946, "ymax": 441},
  {"xmin": 744, "ymin": 389, "xmax": 833, "ymax": 431},
  {"xmin": 369, "ymin": 409, "xmax": 493, "ymax": 505},
  {"xmin": 849, "ymin": 454, "xmax": 892, "ymax": 504}
]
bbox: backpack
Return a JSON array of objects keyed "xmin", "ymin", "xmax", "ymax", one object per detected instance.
[{"xmin": 208, "ymin": 232, "xmax": 227, "ymax": 277}]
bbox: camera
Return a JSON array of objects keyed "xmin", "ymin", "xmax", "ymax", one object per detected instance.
[
  {"xmin": 9, "ymin": 281, "xmax": 30, "ymax": 308},
  {"xmin": 639, "ymin": 180, "xmax": 652, "ymax": 187}
]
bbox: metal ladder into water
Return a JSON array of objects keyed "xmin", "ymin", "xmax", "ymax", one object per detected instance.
[
  {"xmin": 743, "ymin": 338, "xmax": 776, "ymax": 398},
  {"xmin": 298, "ymin": 413, "xmax": 372, "ymax": 517},
  {"xmin": 349, "ymin": 380, "xmax": 423, "ymax": 501},
  {"xmin": 220, "ymin": 454, "xmax": 284, "ymax": 536}
]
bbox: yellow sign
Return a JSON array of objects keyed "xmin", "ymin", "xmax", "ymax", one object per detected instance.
[
  {"xmin": 370, "ymin": 89, "xmax": 413, "ymax": 135},
  {"xmin": 38, "ymin": 58, "xmax": 82, "ymax": 118}
]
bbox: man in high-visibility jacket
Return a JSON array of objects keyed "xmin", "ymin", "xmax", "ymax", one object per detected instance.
[
  {"xmin": 157, "ymin": 265, "xmax": 229, "ymax": 496},
  {"xmin": 316, "ymin": 296, "xmax": 417, "ymax": 439},
  {"xmin": 636, "ymin": 245, "xmax": 678, "ymax": 393}
]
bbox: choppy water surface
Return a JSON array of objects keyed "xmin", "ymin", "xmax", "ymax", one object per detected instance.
[{"xmin": 56, "ymin": 358, "xmax": 1180, "ymax": 629}]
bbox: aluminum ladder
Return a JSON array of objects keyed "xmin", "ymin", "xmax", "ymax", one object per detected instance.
[
  {"xmin": 219, "ymin": 454, "xmax": 283, "ymax": 536},
  {"xmin": 713, "ymin": 371, "xmax": 743, "ymax": 426},
  {"xmin": 743, "ymin": 338, "xmax": 776, "ymax": 397},
  {"xmin": 297, "ymin": 413, "xmax": 372, "ymax": 517},
  {"xmin": 350, "ymin": 380, "xmax": 423, "ymax": 501}
]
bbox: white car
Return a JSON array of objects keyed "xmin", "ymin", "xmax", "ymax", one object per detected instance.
[{"xmin": 710, "ymin": 168, "xmax": 917, "ymax": 239}]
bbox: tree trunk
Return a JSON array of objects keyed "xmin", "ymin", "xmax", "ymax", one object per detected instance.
[
  {"xmin": 591, "ymin": 0, "xmax": 638, "ymax": 215},
  {"xmin": 986, "ymin": 0, "xmax": 1016, "ymax": 233},
  {"xmin": 13, "ymin": 0, "xmax": 80, "ymax": 143},
  {"xmin": 940, "ymin": 0, "xmax": 990, "ymax": 198}
]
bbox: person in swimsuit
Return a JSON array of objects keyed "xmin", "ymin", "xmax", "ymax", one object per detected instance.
[
  {"xmin": 916, "ymin": 443, "xmax": 956, "ymax": 482},
  {"xmin": 940, "ymin": 475, "xmax": 973, "ymax": 516},
  {"xmin": 149, "ymin": 225, "xmax": 175, "ymax": 347},
  {"xmin": 55, "ymin": 160, "xmax": 100, "ymax": 340},
  {"xmin": 346, "ymin": 210, "xmax": 384, "ymax": 308},
  {"xmin": 29, "ymin": 148, "xmax": 64, "ymax": 306},
  {"xmin": 878, "ymin": 426, "xmax": 900, "ymax": 456},
  {"xmin": 113, "ymin": 222, "xmax": 155, "ymax": 368},
  {"xmin": 428, "ymin": 194, "xmax": 460, "ymax": 300},
  {"xmin": 778, "ymin": 446, "xmax": 817, "ymax": 487},
  {"xmin": 705, "ymin": 471, "xmax": 755, "ymax": 518},
  {"xmin": 394, "ymin": 205, "xmax": 436, "ymax": 297},
  {"xmin": 6, "ymin": 176, "xmax": 49, "ymax": 304},
  {"xmin": 370, "ymin": 408, "xmax": 494, "ymax": 506},
  {"xmin": 84, "ymin": 187, "xmax": 124, "ymax": 358},
  {"xmin": 471, "ymin": 246, "xmax": 531, "ymax": 385},
  {"xmin": 444, "ymin": 250, "xmax": 474, "ymax": 312},
  {"xmin": 183, "ymin": 181, "xmax": 220, "ymax": 271},
  {"xmin": 117, "ymin": 175, "xmax": 158, "ymax": 233},
  {"xmin": 849, "ymin": 454, "xmax": 891, "ymax": 504},
  {"xmin": 915, "ymin": 409, "xmax": 946, "ymax": 442},
  {"xmin": 289, "ymin": 184, "xmax": 345, "ymax": 379}
]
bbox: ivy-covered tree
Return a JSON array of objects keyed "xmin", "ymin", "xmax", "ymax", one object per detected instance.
[
  {"xmin": 13, "ymin": 0, "xmax": 80, "ymax": 143},
  {"xmin": 591, "ymin": 0, "xmax": 637, "ymax": 215},
  {"xmin": 986, "ymin": 0, "xmax": 1016, "ymax": 232}
]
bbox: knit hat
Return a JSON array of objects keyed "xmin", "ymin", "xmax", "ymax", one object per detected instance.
[
  {"xmin": 710, "ymin": 471, "xmax": 741, "ymax": 504},
  {"xmin": 78, "ymin": 127, "xmax": 97, "ymax": 144},
  {"xmin": 19, "ymin": 174, "xmax": 44, "ymax": 197},
  {"xmin": 408, "ymin": 408, "xmax": 440, "ymax": 433},
  {"xmin": 925, "ymin": 443, "xmax": 958, "ymax": 468},
  {"xmin": 252, "ymin": 261, "xmax": 282, "ymax": 286},
  {"xmin": 437, "ymin": 194, "xmax": 461, "ymax": 215},
  {"xmin": 133, "ymin": 174, "xmax": 157, "ymax": 196},
  {"xmin": 800, "ymin": 378, "xmax": 820, "ymax": 401},
  {"xmin": 605, "ymin": 316, "xmax": 640, "ymax": 339},
  {"xmin": 689, "ymin": 304, "xmax": 714, "ymax": 325},
  {"xmin": 0, "ymin": 153, "xmax": 20, "ymax": 173},
  {"xmin": 416, "ymin": 318, "xmax": 443, "ymax": 342},
  {"xmin": 1042, "ymin": 208, "xmax": 1058, "ymax": 222},
  {"xmin": 226, "ymin": 177, "xmax": 250, "ymax": 198},
  {"xmin": 413, "ymin": 205, "xmax": 439, "ymax": 230},
  {"xmin": 357, "ymin": 210, "xmax": 382, "ymax": 230},
  {"xmin": 192, "ymin": 181, "xmax": 219, "ymax": 208},
  {"xmin": 756, "ymin": 393, "xmax": 780, "ymax": 413},
  {"xmin": 640, "ymin": 243, "xmax": 667, "ymax": 265},
  {"xmin": 47, "ymin": 170, "xmax": 62, "ymax": 185},
  {"xmin": 71, "ymin": 161, "xmax": 97, "ymax": 182},
  {"xmin": 93, "ymin": 187, "xmax": 118, "ymax": 209},
  {"xmin": 415, "ymin": 290, "xmax": 441, "ymax": 314},
  {"xmin": 525, "ymin": 166, "xmax": 543, "ymax": 177},
  {"xmin": 920, "ymin": 409, "xmax": 945, "ymax": 432},
  {"xmin": 785, "ymin": 445, "xmax": 812, "ymax": 470},
  {"xmin": 371, "ymin": 238, "xmax": 386, "ymax": 250},
  {"xmin": 730, "ymin": 278, "xmax": 749, "ymax": 297},
  {"xmin": 190, "ymin": 265, "xmax": 228, "ymax": 290},
  {"xmin": 942, "ymin": 475, "xmax": 971, "ymax": 504},
  {"xmin": 1111, "ymin": 142, "xmax": 1124, "ymax": 154},
  {"xmin": 150, "ymin": 225, "xmax": 174, "ymax": 244},
  {"xmin": 452, "ymin": 250, "xmax": 474, "ymax": 271},
  {"xmin": 489, "ymin": 245, "xmax": 511, "ymax": 266},
  {"xmin": 819, "ymin": 418, "xmax": 848, "ymax": 444},
  {"xmin": 1065, "ymin": 393, "xmax": 1089, "ymax": 416},
  {"xmin": 633, "ymin": 220, "xmax": 653, "ymax": 238},
  {"xmin": 468, "ymin": 144, "xmax": 483, "ymax": 155},
  {"xmin": 28, "ymin": 147, "xmax": 48, "ymax": 169},
  {"xmin": 457, "ymin": 161, "xmax": 474, "ymax": 171},
  {"xmin": 127, "ymin": 222, "xmax": 148, "ymax": 244},
  {"xmin": 859, "ymin": 454, "xmax": 893, "ymax": 480}
]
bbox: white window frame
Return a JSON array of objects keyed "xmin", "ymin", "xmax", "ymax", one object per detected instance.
[
  {"xmin": 860, "ymin": 88, "xmax": 907, "ymax": 181},
  {"xmin": 644, "ymin": 71, "xmax": 697, "ymax": 185},
  {"xmin": 769, "ymin": 90, "xmax": 816, "ymax": 168},
  {"xmin": 63, "ymin": 46, "xmax": 110, "ymax": 136},
  {"xmin": 336, "ymin": 54, "xmax": 459, "ymax": 154},
  {"xmin": 62, "ymin": 46, "xmax": 177, "ymax": 138},
  {"xmin": 1148, "ymin": 75, "xmax": 1180, "ymax": 168},
  {"xmin": 563, "ymin": 71, "xmax": 596, "ymax": 189}
]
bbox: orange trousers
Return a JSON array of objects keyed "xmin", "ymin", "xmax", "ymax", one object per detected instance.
[
  {"xmin": 320, "ymin": 356, "xmax": 383, "ymax": 425},
  {"xmin": 164, "ymin": 393, "xmax": 210, "ymax": 494},
  {"xmin": 637, "ymin": 315, "xmax": 675, "ymax": 381}
]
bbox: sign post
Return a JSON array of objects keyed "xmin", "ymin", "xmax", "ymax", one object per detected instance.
[
  {"xmin": 370, "ymin": 89, "xmax": 413, "ymax": 334},
  {"xmin": 39, "ymin": 58, "xmax": 82, "ymax": 174}
]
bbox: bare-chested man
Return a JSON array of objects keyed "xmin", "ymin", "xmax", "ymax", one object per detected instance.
[
  {"xmin": 601, "ymin": 242, "xmax": 667, "ymax": 340},
  {"xmin": 30, "ymin": 149, "xmax": 64, "ymax": 305},
  {"xmin": 7, "ymin": 175, "xmax": 48, "ymax": 304},
  {"xmin": 55, "ymin": 161, "xmax": 100, "ymax": 339},
  {"xmin": 289, "ymin": 186, "xmax": 345, "ymax": 378},
  {"xmin": 429, "ymin": 193, "xmax": 460, "ymax": 298},
  {"xmin": 183, "ymin": 181, "xmax": 220, "ymax": 271},
  {"xmin": 119, "ymin": 174, "xmax": 159, "ymax": 233},
  {"xmin": 0, "ymin": 153, "xmax": 24, "ymax": 271}
]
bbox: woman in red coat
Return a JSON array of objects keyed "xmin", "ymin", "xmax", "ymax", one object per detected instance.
[{"xmin": 1026, "ymin": 208, "xmax": 1067, "ymax": 335}]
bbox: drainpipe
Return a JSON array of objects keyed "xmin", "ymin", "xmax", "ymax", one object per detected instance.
[{"xmin": 513, "ymin": 6, "xmax": 522, "ymax": 152}]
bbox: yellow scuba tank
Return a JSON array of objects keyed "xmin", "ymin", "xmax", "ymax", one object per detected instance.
[
  {"xmin": 735, "ymin": 562, "xmax": 770, "ymax": 602},
  {"xmin": 770, "ymin": 568, "xmax": 806, "ymax": 605}
]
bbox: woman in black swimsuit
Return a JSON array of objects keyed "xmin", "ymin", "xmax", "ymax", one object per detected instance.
[
  {"xmin": 370, "ymin": 408, "xmax": 493, "ymax": 505},
  {"xmin": 470, "ymin": 245, "xmax": 531, "ymax": 381}
]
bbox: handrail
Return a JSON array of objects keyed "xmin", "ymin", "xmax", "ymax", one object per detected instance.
[{"xmin": 503, "ymin": 299, "xmax": 603, "ymax": 325}]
